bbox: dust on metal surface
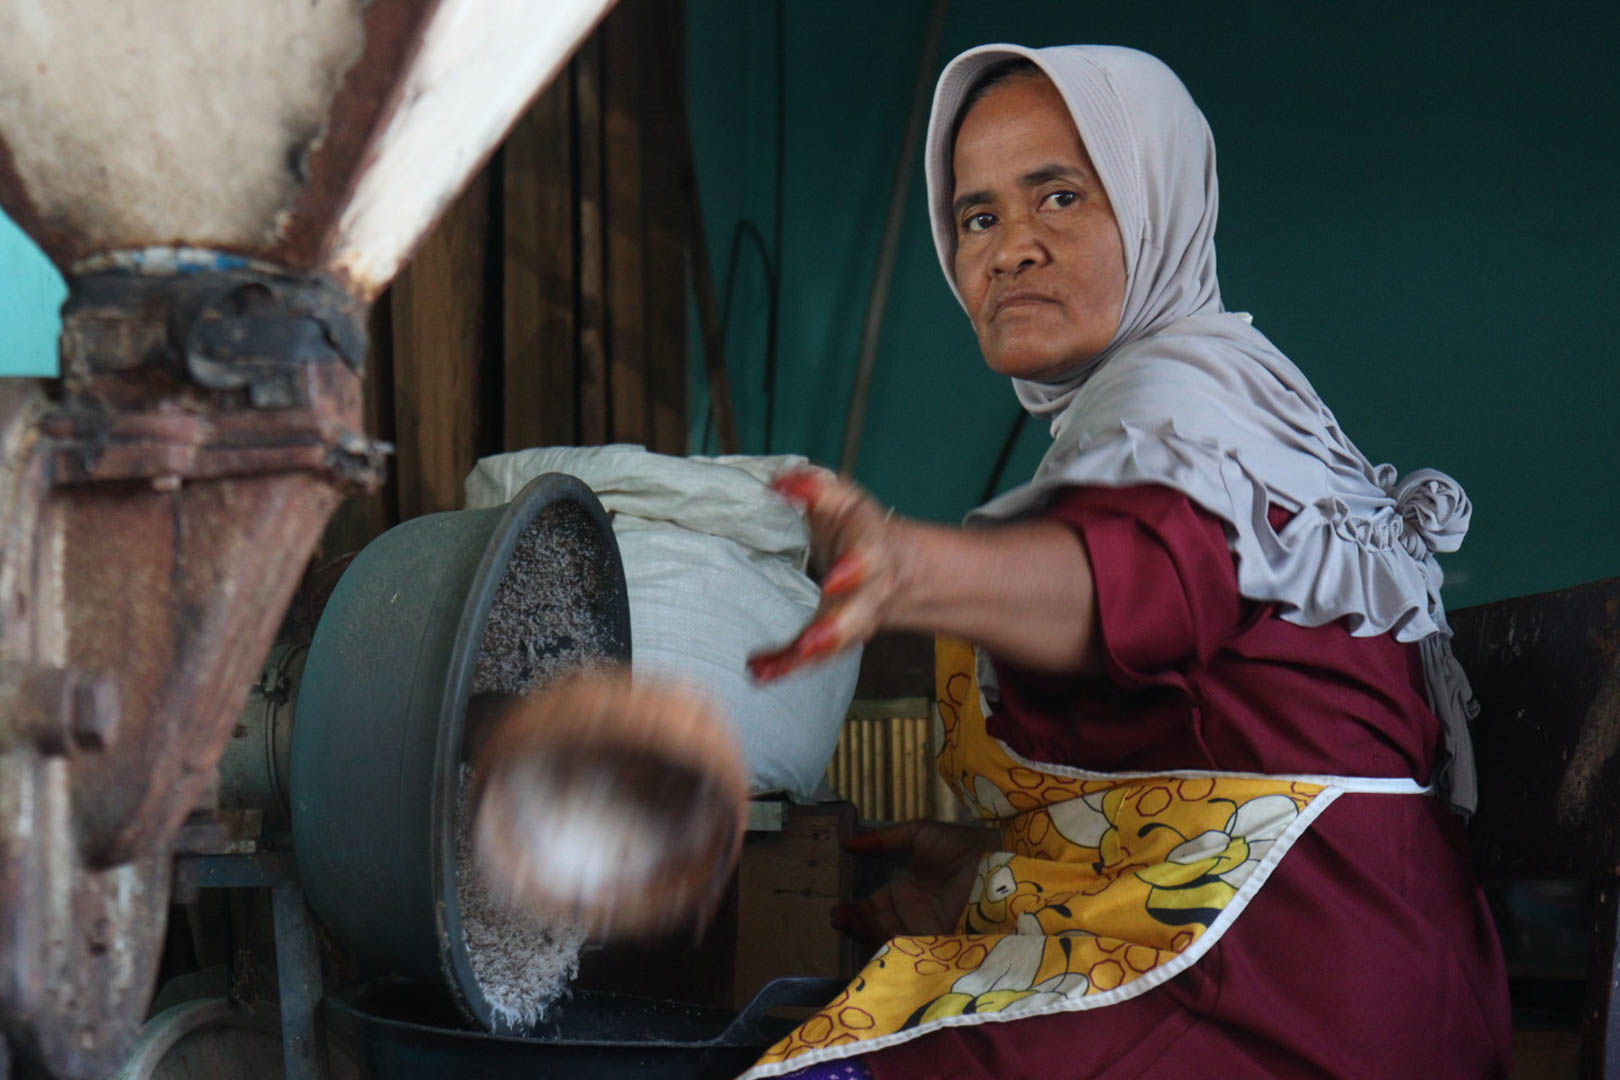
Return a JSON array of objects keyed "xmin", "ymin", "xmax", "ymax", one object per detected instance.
[
  {"xmin": 0, "ymin": 0, "xmax": 368, "ymax": 263},
  {"xmin": 0, "ymin": 0, "xmax": 616, "ymax": 299}
]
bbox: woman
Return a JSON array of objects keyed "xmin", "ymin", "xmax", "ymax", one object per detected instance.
[{"xmin": 743, "ymin": 43, "xmax": 1510, "ymax": 1080}]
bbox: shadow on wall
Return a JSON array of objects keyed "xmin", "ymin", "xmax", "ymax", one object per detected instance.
[{"xmin": 0, "ymin": 210, "xmax": 63, "ymax": 376}]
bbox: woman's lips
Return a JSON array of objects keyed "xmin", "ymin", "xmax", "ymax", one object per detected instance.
[{"xmin": 992, "ymin": 292, "xmax": 1060, "ymax": 319}]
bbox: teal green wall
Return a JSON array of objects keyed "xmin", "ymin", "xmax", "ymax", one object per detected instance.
[
  {"xmin": 0, "ymin": 211, "xmax": 63, "ymax": 376},
  {"xmin": 687, "ymin": 0, "xmax": 1620, "ymax": 608}
]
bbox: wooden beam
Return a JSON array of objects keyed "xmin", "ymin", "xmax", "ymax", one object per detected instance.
[
  {"xmin": 390, "ymin": 170, "xmax": 490, "ymax": 519},
  {"xmin": 573, "ymin": 40, "xmax": 610, "ymax": 446},
  {"xmin": 502, "ymin": 76, "xmax": 578, "ymax": 452},
  {"xmin": 602, "ymin": 2, "xmax": 648, "ymax": 446},
  {"xmin": 641, "ymin": 0, "xmax": 689, "ymax": 454}
]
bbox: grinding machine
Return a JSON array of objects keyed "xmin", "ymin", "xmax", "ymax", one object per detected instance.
[{"xmin": 0, "ymin": 3, "xmax": 622, "ymax": 1076}]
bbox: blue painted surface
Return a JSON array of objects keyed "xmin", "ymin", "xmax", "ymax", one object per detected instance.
[{"xmin": 0, "ymin": 210, "xmax": 64, "ymax": 377}]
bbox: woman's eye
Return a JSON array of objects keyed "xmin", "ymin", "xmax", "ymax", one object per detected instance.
[
  {"xmin": 963, "ymin": 212, "xmax": 996, "ymax": 234},
  {"xmin": 1044, "ymin": 190, "xmax": 1079, "ymax": 210}
]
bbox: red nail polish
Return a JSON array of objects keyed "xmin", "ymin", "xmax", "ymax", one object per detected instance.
[
  {"xmin": 797, "ymin": 622, "xmax": 840, "ymax": 658},
  {"xmin": 823, "ymin": 554, "xmax": 865, "ymax": 595},
  {"xmin": 771, "ymin": 471, "xmax": 821, "ymax": 507},
  {"xmin": 748, "ymin": 652, "xmax": 793, "ymax": 683}
]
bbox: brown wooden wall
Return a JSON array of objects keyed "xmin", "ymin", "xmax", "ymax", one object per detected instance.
[{"xmin": 324, "ymin": 0, "xmax": 690, "ymax": 559}]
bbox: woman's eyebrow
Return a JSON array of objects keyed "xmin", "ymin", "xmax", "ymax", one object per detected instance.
[
  {"xmin": 1019, "ymin": 163, "xmax": 1087, "ymax": 188},
  {"xmin": 952, "ymin": 188, "xmax": 994, "ymax": 218},
  {"xmin": 952, "ymin": 163, "xmax": 1091, "ymax": 218}
]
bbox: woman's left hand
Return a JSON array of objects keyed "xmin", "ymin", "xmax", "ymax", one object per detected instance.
[{"xmin": 748, "ymin": 467, "xmax": 906, "ymax": 684}]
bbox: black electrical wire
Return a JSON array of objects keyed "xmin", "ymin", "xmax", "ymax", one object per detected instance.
[
  {"xmin": 697, "ymin": 6, "xmax": 787, "ymax": 456},
  {"xmin": 702, "ymin": 220, "xmax": 777, "ymax": 453},
  {"xmin": 981, "ymin": 407, "xmax": 1030, "ymax": 505}
]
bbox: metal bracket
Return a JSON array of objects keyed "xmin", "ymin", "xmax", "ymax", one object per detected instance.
[
  {"xmin": 170, "ymin": 272, "xmax": 369, "ymax": 408},
  {"xmin": 40, "ymin": 269, "xmax": 387, "ymax": 491},
  {"xmin": 174, "ymin": 852, "xmax": 328, "ymax": 1080}
]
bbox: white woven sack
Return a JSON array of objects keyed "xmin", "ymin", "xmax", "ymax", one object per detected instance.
[{"xmin": 465, "ymin": 445, "xmax": 859, "ymax": 801}]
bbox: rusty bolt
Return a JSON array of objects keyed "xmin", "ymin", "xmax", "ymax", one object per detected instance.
[{"xmin": 70, "ymin": 672, "xmax": 120, "ymax": 752}]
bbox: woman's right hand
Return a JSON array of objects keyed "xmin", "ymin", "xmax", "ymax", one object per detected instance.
[
  {"xmin": 748, "ymin": 467, "xmax": 909, "ymax": 684},
  {"xmin": 830, "ymin": 820, "xmax": 1002, "ymax": 952}
]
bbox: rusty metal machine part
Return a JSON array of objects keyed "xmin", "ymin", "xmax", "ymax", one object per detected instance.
[
  {"xmin": 0, "ymin": 266, "xmax": 382, "ymax": 1080},
  {"xmin": 0, "ymin": 2, "xmax": 623, "ymax": 1074}
]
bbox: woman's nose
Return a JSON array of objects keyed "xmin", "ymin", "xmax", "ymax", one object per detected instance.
[{"xmin": 990, "ymin": 215, "xmax": 1049, "ymax": 275}]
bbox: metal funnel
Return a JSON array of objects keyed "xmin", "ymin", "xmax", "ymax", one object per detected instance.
[{"xmin": 0, "ymin": 0, "xmax": 615, "ymax": 298}]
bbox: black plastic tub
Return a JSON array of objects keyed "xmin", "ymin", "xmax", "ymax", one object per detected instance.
[{"xmin": 324, "ymin": 976, "xmax": 844, "ymax": 1080}]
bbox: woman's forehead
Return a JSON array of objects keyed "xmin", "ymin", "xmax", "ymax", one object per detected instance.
[{"xmin": 951, "ymin": 75, "xmax": 1097, "ymax": 191}]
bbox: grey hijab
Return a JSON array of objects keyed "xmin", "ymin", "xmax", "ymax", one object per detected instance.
[{"xmin": 926, "ymin": 44, "xmax": 1479, "ymax": 813}]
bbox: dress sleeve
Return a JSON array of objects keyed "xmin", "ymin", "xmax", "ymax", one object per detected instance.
[{"xmin": 1045, "ymin": 483, "xmax": 1248, "ymax": 687}]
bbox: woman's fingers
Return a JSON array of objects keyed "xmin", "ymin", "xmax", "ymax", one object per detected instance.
[
  {"xmin": 745, "ymin": 614, "xmax": 844, "ymax": 683},
  {"xmin": 747, "ymin": 582, "xmax": 884, "ymax": 684},
  {"xmin": 821, "ymin": 551, "xmax": 868, "ymax": 597},
  {"xmin": 773, "ymin": 468, "xmax": 882, "ymax": 544},
  {"xmin": 750, "ymin": 465, "xmax": 896, "ymax": 685},
  {"xmin": 770, "ymin": 466, "xmax": 834, "ymax": 509}
]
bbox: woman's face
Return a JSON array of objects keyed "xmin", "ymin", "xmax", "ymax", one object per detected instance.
[{"xmin": 951, "ymin": 75, "xmax": 1127, "ymax": 381}]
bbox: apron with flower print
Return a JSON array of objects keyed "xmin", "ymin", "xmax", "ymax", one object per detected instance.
[{"xmin": 740, "ymin": 636, "xmax": 1429, "ymax": 1078}]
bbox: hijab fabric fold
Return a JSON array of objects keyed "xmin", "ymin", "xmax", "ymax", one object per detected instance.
[{"xmin": 925, "ymin": 44, "xmax": 1479, "ymax": 813}]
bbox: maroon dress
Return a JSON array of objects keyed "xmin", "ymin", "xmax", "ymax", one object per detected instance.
[{"xmin": 864, "ymin": 484, "xmax": 1512, "ymax": 1080}]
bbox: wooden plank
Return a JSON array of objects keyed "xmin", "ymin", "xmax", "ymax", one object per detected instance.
[
  {"xmin": 889, "ymin": 717, "xmax": 904, "ymax": 821},
  {"xmin": 846, "ymin": 697, "xmax": 931, "ymax": 722},
  {"xmin": 902, "ymin": 714, "xmax": 918, "ymax": 819},
  {"xmin": 872, "ymin": 719, "xmax": 886, "ymax": 820},
  {"xmin": 831, "ymin": 724, "xmax": 847, "ymax": 798},
  {"xmin": 860, "ymin": 719, "xmax": 874, "ymax": 820},
  {"xmin": 573, "ymin": 39, "xmax": 609, "ymax": 445},
  {"xmin": 602, "ymin": 0, "xmax": 648, "ymax": 446},
  {"xmin": 640, "ymin": 0, "xmax": 689, "ymax": 454},
  {"xmin": 390, "ymin": 169, "xmax": 489, "ymax": 520},
  {"xmin": 734, "ymin": 803, "xmax": 855, "ymax": 1008},
  {"xmin": 917, "ymin": 715, "xmax": 932, "ymax": 818},
  {"xmin": 840, "ymin": 724, "xmax": 853, "ymax": 801},
  {"xmin": 502, "ymin": 75, "xmax": 577, "ymax": 452}
]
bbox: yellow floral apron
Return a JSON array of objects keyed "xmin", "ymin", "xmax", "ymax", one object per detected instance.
[{"xmin": 740, "ymin": 636, "xmax": 1429, "ymax": 1078}]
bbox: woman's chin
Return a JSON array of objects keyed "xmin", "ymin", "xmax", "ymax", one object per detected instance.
[{"xmin": 985, "ymin": 350, "xmax": 1095, "ymax": 382}]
